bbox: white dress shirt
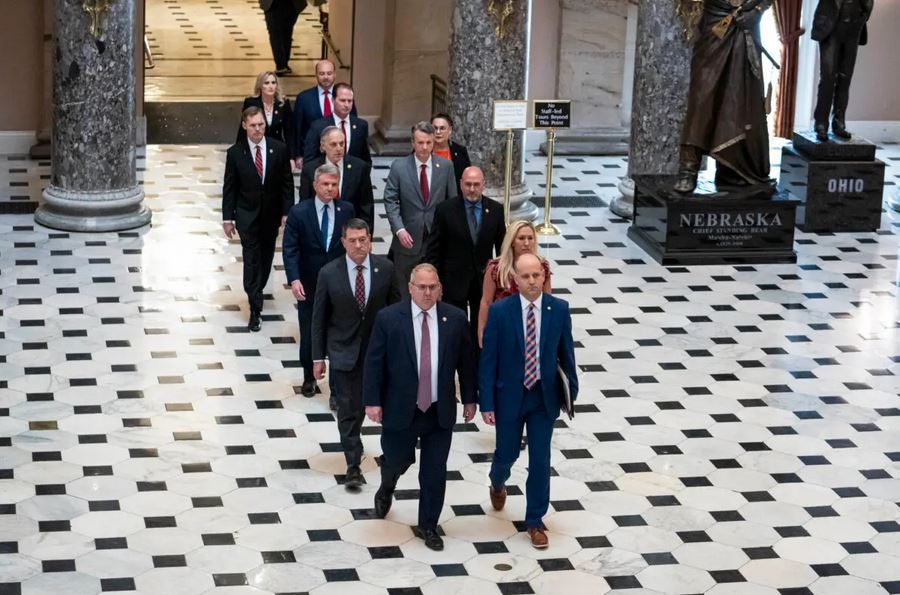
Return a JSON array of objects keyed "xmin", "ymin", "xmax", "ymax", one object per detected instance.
[
  {"xmin": 415, "ymin": 155, "xmax": 432, "ymax": 192},
  {"xmin": 411, "ymin": 301, "xmax": 439, "ymax": 403},
  {"xmin": 318, "ymin": 85, "xmax": 332, "ymax": 114},
  {"xmin": 332, "ymin": 115, "xmax": 351, "ymax": 152},
  {"xmin": 346, "ymin": 254, "xmax": 371, "ymax": 303},
  {"xmin": 314, "ymin": 197, "xmax": 335, "ymax": 248},
  {"xmin": 247, "ymin": 136, "xmax": 267, "ymax": 184},
  {"xmin": 520, "ymin": 293, "xmax": 542, "ymax": 381}
]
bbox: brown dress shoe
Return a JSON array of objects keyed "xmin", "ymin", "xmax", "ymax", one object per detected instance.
[
  {"xmin": 527, "ymin": 527, "xmax": 549, "ymax": 549},
  {"xmin": 489, "ymin": 485, "xmax": 507, "ymax": 511}
]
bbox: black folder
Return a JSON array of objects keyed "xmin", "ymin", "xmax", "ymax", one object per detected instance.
[{"xmin": 557, "ymin": 364, "xmax": 574, "ymax": 420}]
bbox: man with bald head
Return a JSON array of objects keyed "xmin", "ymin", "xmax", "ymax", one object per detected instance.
[
  {"xmin": 425, "ymin": 166, "xmax": 505, "ymax": 338},
  {"xmin": 479, "ymin": 252, "xmax": 578, "ymax": 549},
  {"xmin": 293, "ymin": 60, "xmax": 358, "ymax": 162}
]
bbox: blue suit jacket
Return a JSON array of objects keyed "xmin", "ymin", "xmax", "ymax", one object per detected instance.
[
  {"xmin": 363, "ymin": 300, "xmax": 476, "ymax": 431},
  {"xmin": 293, "ymin": 86, "xmax": 359, "ymax": 158},
  {"xmin": 479, "ymin": 293, "xmax": 578, "ymax": 423},
  {"xmin": 282, "ymin": 198, "xmax": 355, "ymax": 295}
]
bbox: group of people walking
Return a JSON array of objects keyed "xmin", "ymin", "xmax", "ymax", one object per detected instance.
[{"xmin": 222, "ymin": 59, "xmax": 579, "ymax": 551}]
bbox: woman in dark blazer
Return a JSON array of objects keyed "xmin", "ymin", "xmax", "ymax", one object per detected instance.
[
  {"xmin": 237, "ymin": 71, "xmax": 297, "ymax": 169},
  {"xmin": 432, "ymin": 112, "xmax": 471, "ymax": 198}
]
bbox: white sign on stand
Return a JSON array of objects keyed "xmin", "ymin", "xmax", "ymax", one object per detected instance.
[{"xmin": 493, "ymin": 100, "xmax": 529, "ymax": 131}]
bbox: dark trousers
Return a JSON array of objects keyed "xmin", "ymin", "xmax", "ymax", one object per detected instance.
[
  {"xmin": 391, "ymin": 251, "xmax": 423, "ymax": 299},
  {"xmin": 489, "ymin": 383, "xmax": 555, "ymax": 529},
  {"xmin": 444, "ymin": 275, "xmax": 482, "ymax": 344},
  {"xmin": 240, "ymin": 226, "xmax": 278, "ymax": 314},
  {"xmin": 333, "ymin": 366, "xmax": 364, "ymax": 466},
  {"xmin": 814, "ymin": 23, "xmax": 864, "ymax": 126},
  {"xmin": 263, "ymin": 0, "xmax": 302, "ymax": 69},
  {"xmin": 380, "ymin": 405, "xmax": 452, "ymax": 530},
  {"xmin": 297, "ymin": 296, "xmax": 315, "ymax": 382}
]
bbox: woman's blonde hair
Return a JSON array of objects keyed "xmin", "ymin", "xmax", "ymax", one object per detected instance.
[
  {"xmin": 497, "ymin": 220, "xmax": 542, "ymax": 289},
  {"xmin": 253, "ymin": 71, "xmax": 283, "ymax": 103}
]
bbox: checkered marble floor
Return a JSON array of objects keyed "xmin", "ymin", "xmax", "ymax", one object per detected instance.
[{"xmin": 1, "ymin": 143, "xmax": 899, "ymax": 595}]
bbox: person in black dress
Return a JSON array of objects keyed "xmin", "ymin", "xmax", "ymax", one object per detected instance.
[{"xmin": 238, "ymin": 71, "xmax": 297, "ymax": 170}]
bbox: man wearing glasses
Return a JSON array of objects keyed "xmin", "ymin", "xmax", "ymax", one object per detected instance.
[{"xmin": 363, "ymin": 264, "xmax": 477, "ymax": 551}]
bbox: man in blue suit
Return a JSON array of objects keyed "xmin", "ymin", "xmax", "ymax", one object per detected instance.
[
  {"xmin": 293, "ymin": 60, "xmax": 358, "ymax": 162},
  {"xmin": 364, "ymin": 264, "xmax": 477, "ymax": 551},
  {"xmin": 283, "ymin": 163, "xmax": 355, "ymax": 398},
  {"xmin": 479, "ymin": 253, "xmax": 578, "ymax": 549}
]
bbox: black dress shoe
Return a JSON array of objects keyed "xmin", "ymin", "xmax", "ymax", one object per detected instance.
[
  {"xmin": 345, "ymin": 466, "xmax": 364, "ymax": 491},
  {"xmin": 814, "ymin": 122, "xmax": 829, "ymax": 142},
  {"xmin": 413, "ymin": 526, "xmax": 444, "ymax": 551},
  {"xmin": 329, "ymin": 396, "xmax": 337, "ymax": 411},
  {"xmin": 832, "ymin": 119, "xmax": 851, "ymax": 139},
  {"xmin": 248, "ymin": 312, "xmax": 261, "ymax": 332},
  {"xmin": 374, "ymin": 485, "xmax": 393, "ymax": 518},
  {"xmin": 300, "ymin": 380, "xmax": 316, "ymax": 397}
]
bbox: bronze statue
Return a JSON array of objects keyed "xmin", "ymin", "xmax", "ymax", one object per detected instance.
[
  {"xmin": 811, "ymin": 0, "xmax": 873, "ymax": 141},
  {"xmin": 674, "ymin": 0, "xmax": 775, "ymax": 194}
]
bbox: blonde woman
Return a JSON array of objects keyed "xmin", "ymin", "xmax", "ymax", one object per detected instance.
[
  {"xmin": 237, "ymin": 71, "xmax": 296, "ymax": 169},
  {"xmin": 477, "ymin": 220, "xmax": 552, "ymax": 347}
]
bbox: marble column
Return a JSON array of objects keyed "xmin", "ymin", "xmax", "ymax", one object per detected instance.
[
  {"xmin": 35, "ymin": 0, "xmax": 150, "ymax": 232},
  {"xmin": 610, "ymin": 0, "xmax": 691, "ymax": 218},
  {"xmin": 448, "ymin": 0, "xmax": 536, "ymax": 222}
]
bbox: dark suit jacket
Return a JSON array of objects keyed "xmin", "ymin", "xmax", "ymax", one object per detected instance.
[
  {"xmin": 812, "ymin": 0, "xmax": 872, "ymax": 44},
  {"xmin": 311, "ymin": 254, "xmax": 399, "ymax": 370},
  {"xmin": 364, "ymin": 300, "xmax": 476, "ymax": 431},
  {"xmin": 236, "ymin": 96, "xmax": 294, "ymax": 151},
  {"xmin": 303, "ymin": 115, "xmax": 371, "ymax": 164},
  {"xmin": 479, "ymin": 293, "xmax": 578, "ymax": 423},
  {"xmin": 260, "ymin": 0, "xmax": 306, "ymax": 11},
  {"xmin": 222, "ymin": 138, "xmax": 294, "ymax": 232},
  {"xmin": 447, "ymin": 141, "xmax": 471, "ymax": 198},
  {"xmin": 383, "ymin": 154, "xmax": 458, "ymax": 258},
  {"xmin": 293, "ymin": 86, "xmax": 359, "ymax": 158},
  {"xmin": 282, "ymin": 198, "xmax": 355, "ymax": 296},
  {"xmin": 298, "ymin": 156, "xmax": 375, "ymax": 232},
  {"xmin": 425, "ymin": 196, "xmax": 505, "ymax": 303}
]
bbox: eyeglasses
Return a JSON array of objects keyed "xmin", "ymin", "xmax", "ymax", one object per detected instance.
[{"xmin": 410, "ymin": 283, "xmax": 439, "ymax": 293}]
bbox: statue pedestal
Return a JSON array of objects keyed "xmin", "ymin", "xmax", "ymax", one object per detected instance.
[
  {"xmin": 627, "ymin": 175, "xmax": 799, "ymax": 265},
  {"xmin": 779, "ymin": 132, "xmax": 885, "ymax": 232}
]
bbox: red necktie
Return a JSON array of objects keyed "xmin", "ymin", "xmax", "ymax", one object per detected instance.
[
  {"xmin": 323, "ymin": 90, "xmax": 332, "ymax": 117},
  {"xmin": 254, "ymin": 145, "xmax": 263, "ymax": 180},
  {"xmin": 340, "ymin": 119, "xmax": 347, "ymax": 147},
  {"xmin": 524, "ymin": 304, "xmax": 538, "ymax": 389},
  {"xmin": 354, "ymin": 265, "xmax": 366, "ymax": 311},
  {"xmin": 419, "ymin": 164, "xmax": 429, "ymax": 204},
  {"xmin": 417, "ymin": 311, "xmax": 432, "ymax": 412}
]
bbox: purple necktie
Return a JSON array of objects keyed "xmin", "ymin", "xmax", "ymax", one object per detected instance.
[{"xmin": 417, "ymin": 311, "xmax": 432, "ymax": 412}]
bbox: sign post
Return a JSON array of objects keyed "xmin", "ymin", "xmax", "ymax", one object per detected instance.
[
  {"xmin": 532, "ymin": 100, "xmax": 571, "ymax": 236},
  {"xmin": 492, "ymin": 100, "xmax": 529, "ymax": 225}
]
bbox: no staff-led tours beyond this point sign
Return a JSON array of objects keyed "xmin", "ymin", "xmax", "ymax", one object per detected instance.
[{"xmin": 532, "ymin": 100, "xmax": 571, "ymax": 129}]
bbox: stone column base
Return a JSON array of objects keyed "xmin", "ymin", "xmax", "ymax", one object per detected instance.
[
  {"xmin": 485, "ymin": 182, "xmax": 537, "ymax": 223},
  {"xmin": 35, "ymin": 184, "xmax": 151, "ymax": 232},
  {"xmin": 609, "ymin": 176, "xmax": 635, "ymax": 219}
]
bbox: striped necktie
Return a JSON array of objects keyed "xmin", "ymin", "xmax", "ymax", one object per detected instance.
[{"xmin": 524, "ymin": 304, "xmax": 538, "ymax": 389}]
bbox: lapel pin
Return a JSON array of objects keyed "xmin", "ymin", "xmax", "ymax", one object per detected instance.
[
  {"xmin": 274, "ymin": 110, "xmax": 279, "ymax": 115},
  {"xmin": 347, "ymin": 163, "xmax": 352, "ymax": 169},
  {"xmin": 374, "ymin": 267, "xmax": 379, "ymax": 273},
  {"xmin": 269, "ymin": 149, "xmax": 273, "ymax": 154},
  {"xmin": 336, "ymin": 206, "xmax": 341, "ymax": 212},
  {"xmin": 352, "ymin": 125, "xmax": 357, "ymax": 130},
  {"xmin": 485, "ymin": 208, "xmax": 490, "ymax": 213},
  {"xmin": 547, "ymin": 305, "xmax": 552, "ymax": 310},
  {"xmin": 442, "ymin": 316, "xmax": 447, "ymax": 322}
]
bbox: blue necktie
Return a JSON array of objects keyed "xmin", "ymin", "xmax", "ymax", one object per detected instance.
[{"xmin": 321, "ymin": 204, "xmax": 329, "ymax": 248}]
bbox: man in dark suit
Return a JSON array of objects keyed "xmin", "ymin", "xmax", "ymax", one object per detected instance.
[
  {"xmin": 293, "ymin": 60, "xmax": 358, "ymax": 161},
  {"xmin": 259, "ymin": 0, "xmax": 307, "ymax": 75},
  {"xmin": 384, "ymin": 121, "xmax": 458, "ymax": 297},
  {"xmin": 431, "ymin": 113, "xmax": 471, "ymax": 199},
  {"xmin": 303, "ymin": 83, "xmax": 371, "ymax": 164},
  {"xmin": 364, "ymin": 264, "xmax": 477, "ymax": 551},
  {"xmin": 299, "ymin": 126, "xmax": 374, "ymax": 231},
  {"xmin": 223, "ymin": 106, "xmax": 294, "ymax": 332},
  {"xmin": 425, "ymin": 166, "xmax": 505, "ymax": 338},
  {"xmin": 811, "ymin": 0, "xmax": 873, "ymax": 141},
  {"xmin": 479, "ymin": 253, "xmax": 578, "ymax": 550},
  {"xmin": 312, "ymin": 219, "xmax": 399, "ymax": 490},
  {"xmin": 283, "ymin": 163, "xmax": 355, "ymax": 397}
]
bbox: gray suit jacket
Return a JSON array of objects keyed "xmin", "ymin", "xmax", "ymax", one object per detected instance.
[
  {"xmin": 383, "ymin": 155, "xmax": 457, "ymax": 258},
  {"xmin": 311, "ymin": 254, "xmax": 399, "ymax": 371}
]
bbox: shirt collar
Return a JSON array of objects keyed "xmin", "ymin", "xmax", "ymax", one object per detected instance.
[
  {"xmin": 411, "ymin": 301, "xmax": 436, "ymax": 319},
  {"xmin": 416, "ymin": 155, "xmax": 432, "ymax": 168},
  {"xmin": 247, "ymin": 136, "xmax": 266, "ymax": 152},
  {"xmin": 318, "ymin": 85, "xmax": 331, "ymax": 96},
  {"xmin": 314, "ymin": 196, "xmax": 332, "ymax": 211},
  {"xmin": 328, "ymin": 158, "xmax": 343, "ymax": 170},
  {"xmin": 520, "ymin": 293, "xmax": 543, "ymax": 312},
  {"xmin": 464, "ymin": 196, "xmax": 482, "ymax": 209},
  {"xmin": 346, "ymin": 254, "xmax": 370, "ymax": 270}
]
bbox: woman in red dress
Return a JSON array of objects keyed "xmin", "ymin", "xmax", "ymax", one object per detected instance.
[{"xmin": 477, "ymin": 220, "xmax": 552, "ymax": 347}]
